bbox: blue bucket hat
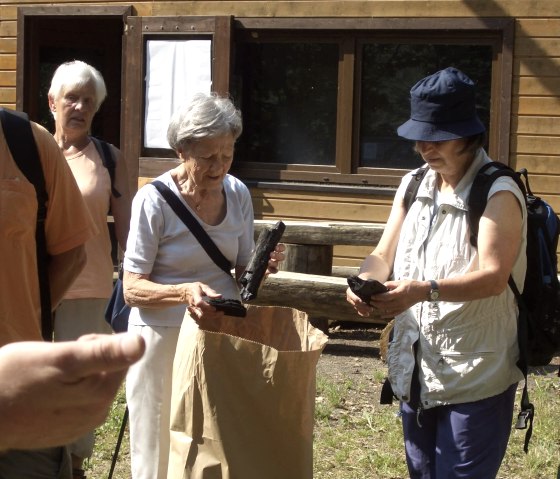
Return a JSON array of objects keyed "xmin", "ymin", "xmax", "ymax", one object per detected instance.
[{"xmin": 397, "ymin": 67, "xmax": 486, "ymax": 142}]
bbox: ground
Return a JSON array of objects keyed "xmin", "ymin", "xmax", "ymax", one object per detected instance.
[{"xmin": 316, "ymin": 322, "xmax": 387, "ymax": 409}]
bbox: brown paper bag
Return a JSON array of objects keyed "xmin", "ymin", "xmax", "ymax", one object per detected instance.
[{"xmin": 168, "ymin": 305, "xmax": 328, "ymax": 479}]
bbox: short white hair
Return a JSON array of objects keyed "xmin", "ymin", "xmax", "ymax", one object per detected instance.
[
  {"xmin": 48, "ymin": 60, "xmax": 107, "ymax": 111},
  {"xmin": 167, "ymin": 92, "xmax": 243, "ymax": 151}
]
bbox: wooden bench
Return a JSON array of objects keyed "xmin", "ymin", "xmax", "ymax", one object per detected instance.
[{"xmin": 251, "ymin": 220, "xmax": 388, "ymax": 326}]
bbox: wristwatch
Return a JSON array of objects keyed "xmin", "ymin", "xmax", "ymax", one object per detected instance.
[{"xmin": 428, "ymin": 280, "xmax": 440, "ymax": 302}]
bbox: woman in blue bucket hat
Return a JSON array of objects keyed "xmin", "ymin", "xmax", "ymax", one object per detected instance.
[{"xmin": 348, "ymin": 67, "xmax": 526, "ymax": 478}]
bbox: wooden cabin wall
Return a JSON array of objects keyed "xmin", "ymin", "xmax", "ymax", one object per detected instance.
[{"xmin": 2, "ymin": 1, "xmax": 560, "ymax": 266}]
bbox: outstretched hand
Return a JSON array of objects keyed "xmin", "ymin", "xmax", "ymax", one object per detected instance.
[{"xmin": 0, "ymin": 333, "xmax": 145, "ymax": 451}]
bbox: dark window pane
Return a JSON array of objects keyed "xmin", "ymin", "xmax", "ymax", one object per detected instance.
[
  {"xmin": 234, "ymin": 42, "xmax": 338, "ymax": 165},
  {"xmin": 359, "ymin": 44, "xmax": 493, "ymax": 169}
]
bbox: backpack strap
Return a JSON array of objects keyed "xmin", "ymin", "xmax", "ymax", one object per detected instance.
[
  {"xmin": 509, "ymin": 276, "xmax": 534, "ymax": 453},
  {"xmin": 0, "ymin": 108, "xmax": 53, "ymax": 341},
  {"xmin": 469, "ymin": 161, "xmax": 535, "ymax": 452},
  {"xmin": 90, "ymin": 136, "xmax": 121, "ymax": 198},
  {"xmin": 468, "ymin": 162, "xmax": 526, "ymax": 247},
  {"xmin": 403, "ymin": 165, "xmax": 429, "ymax": 213}
]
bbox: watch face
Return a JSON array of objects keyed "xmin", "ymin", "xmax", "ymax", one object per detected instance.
[{"xmin": 429, "ymin": 290, "xmax": 440, "ymax": 301}]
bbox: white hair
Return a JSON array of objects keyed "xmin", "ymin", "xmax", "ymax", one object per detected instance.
[
  {"xmin": 167, "ymin": 92, "xmax": 243, "ymax": 151},
  {"xmin": 48, "ymin": 60, "xmax": 107, "ymax": 111}
]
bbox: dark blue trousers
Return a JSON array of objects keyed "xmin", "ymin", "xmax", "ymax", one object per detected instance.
[{"xmin": 400, "ymin": 375, "xmax": 517, "ymax": 479}]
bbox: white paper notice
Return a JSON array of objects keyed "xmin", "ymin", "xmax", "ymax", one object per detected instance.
[{"xmin": 144, "ymin": 39, "xmax": 212, "ymax": 148}]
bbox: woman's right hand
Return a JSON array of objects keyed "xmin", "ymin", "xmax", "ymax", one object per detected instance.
[{"xmin": 182, "ymin": 282, "xmax": 225, "ymax": 321}]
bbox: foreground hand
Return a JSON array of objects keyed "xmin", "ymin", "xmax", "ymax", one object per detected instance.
[{"xmin": 0, "ymin": 333, "xmax": 145, "ymax": 451}]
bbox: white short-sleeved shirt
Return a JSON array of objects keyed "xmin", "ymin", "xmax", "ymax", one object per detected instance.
[{"xmin": 124, "ymin": 172, "xmax": 254, "ymax": 327}]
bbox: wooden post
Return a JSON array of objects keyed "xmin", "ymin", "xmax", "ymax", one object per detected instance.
[
  {"xmin": 278, "ymin": 244, "xmax": 333, "ymax": 330},
  {"xmin": 279, "ymin": 244, "xmax": 333, "ymax": 276}
]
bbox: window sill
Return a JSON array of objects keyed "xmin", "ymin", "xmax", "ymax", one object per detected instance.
[{"xmin": 244, "ymin": 180, "xmax": 397, "ymax": 197}]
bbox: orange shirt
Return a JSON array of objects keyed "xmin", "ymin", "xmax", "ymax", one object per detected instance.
[
  {"xmin": 63, "ymin": 141, "xmax": 114, "ymax": 299},
  {"xmin": 0, "ymin": 121, "xmax": 94, "ymax": 345}
]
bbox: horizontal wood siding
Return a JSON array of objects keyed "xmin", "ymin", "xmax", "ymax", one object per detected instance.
[{"xmin": 2, "ymin": 0, "xmax": 560, "ymax": 264}]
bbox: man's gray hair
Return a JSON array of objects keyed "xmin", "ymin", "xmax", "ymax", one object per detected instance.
[
  {"xmin": 49, "ymin": 60, "xmax": 107, "ymax": 111},
  {"xmin": 167, "ymin": 93, "xmax": 242, "ymax": 151}
]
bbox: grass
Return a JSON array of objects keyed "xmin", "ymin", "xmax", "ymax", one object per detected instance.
[
  {"xmin": 86, "ymin": 366, "xmax": 559, "ymax": 479},
  {"xmin": 313, "ymin": 367, "xmax": 560, "ymax": 479}
]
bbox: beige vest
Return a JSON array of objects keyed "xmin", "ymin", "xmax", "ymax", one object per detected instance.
[{"xmin": 387, "ymin": 150, "xmax": 526, "ymax": 407}]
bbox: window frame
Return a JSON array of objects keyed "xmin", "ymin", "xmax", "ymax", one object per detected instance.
[
  {"xmin": 122, "ymin": 16, "xmax": 233, "ymax": 191},
  {"xmin": 123, "ymin": 16, "xmax": 513, "ymax": 190}
]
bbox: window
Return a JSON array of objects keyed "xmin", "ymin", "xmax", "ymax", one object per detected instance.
[
  {"xmin": 125, "ymin": 17, "xmax": 513, "ymax": 190},
  {"xmin": 229, "ymin": 18, "xmax": 513, "ymax": 188},
  {"xmin": 358, "ymin": 42, "xmax": 493, "ymax": 170}
]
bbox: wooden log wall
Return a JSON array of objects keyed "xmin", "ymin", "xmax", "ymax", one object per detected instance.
[{"xmin": 2, "ymin": 0, "xmax": 560, "ymax": 266}]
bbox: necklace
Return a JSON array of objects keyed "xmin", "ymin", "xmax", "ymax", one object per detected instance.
[{"xmin": 177, "ymin": 178, "xmax": 202, "ymax": 211}]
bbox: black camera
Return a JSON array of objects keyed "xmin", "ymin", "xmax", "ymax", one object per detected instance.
[{"xmin": 206, "ymin": 298, "xmax": 247, "ymax": 318}]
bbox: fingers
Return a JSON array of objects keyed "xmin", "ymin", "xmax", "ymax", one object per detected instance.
[
  {"xmin": 71, "ymin": 333, "xmax": 145, "ymax": 376},
  {"xmin": 346, "ymin": 288, "xmax": 373, "ymax": 317},
  {"xmin": 266, "ymin": 245, "xmax": 285, "ymax": 275}
]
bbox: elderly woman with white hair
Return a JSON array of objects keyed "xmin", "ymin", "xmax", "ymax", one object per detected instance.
[
  {"xmin": 48, "ymin": 60, "xmax": 131, "ymax": 479},
  {"xmin": 122, "ymin": 92, "xmax": 283, "ymax": 479}
]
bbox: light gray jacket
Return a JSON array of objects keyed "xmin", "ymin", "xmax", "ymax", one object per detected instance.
[{"xmin": 387, "ymin": 150, "xmax": 526, "ymax": 408}]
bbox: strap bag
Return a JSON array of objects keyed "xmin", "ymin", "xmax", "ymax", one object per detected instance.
[
  {"xmin": 151, "ymin": 181, "xmax": 247, "ymax": 318},
  {"xmin": 104, "ymin": 265, "xmax": 130, "ymax": 333},
  {"xmin": 168, "ymin": 305, "xmax": 328, "ymax": 479},
  {"xmin": 151, "ymin": 180, "xmax": 233, "ymax": 276}
]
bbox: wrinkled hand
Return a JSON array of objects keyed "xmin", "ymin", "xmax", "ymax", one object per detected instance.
[
  {"xmin": 265, "ymin": 243, "xmax": 286, "ymax": 276},
  {"xmin": 346, "ymin": 287, "xmax": 375, "ymax": 317},
  {"xmin": 184, "ymin": 281, "xmax": 225, "ymax": 322},
  {"xmin": 347, "ymin": 279, "xmax": 422, "ymax": 319},
  {"xmin": 369, "ymin": 280, "xmax": 424, "ymax": 318},
  {"xmin": 0, "ymin": 333, "xmax": 145, "ymax": 451}
]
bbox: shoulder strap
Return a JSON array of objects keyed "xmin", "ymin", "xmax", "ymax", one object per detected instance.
[
  {"xmin": 0, "ymin": 108, "xmax": 53, "ymax": 341},
  {"xmin": 468, "ymin": 161, "xmax": 526, "ymax": 247},
  {"xmin": 469, "ymin": 161, "xmax": 535, "ymax": 451},
  {"xmin": 151, "ymin": 180, "xmax": 233, "ymax": 277},
  {"xmin": 403, "ymin": 165, "xmax": 429, "ymax": 213},
  {"xmin": 90, "ymin": 136, "xmax": 121, "ymax": 198}
]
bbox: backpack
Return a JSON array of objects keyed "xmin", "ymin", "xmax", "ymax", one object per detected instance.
[{"xmin": 403, "ymin": 161, "xmax": 560, "ymax": 452}]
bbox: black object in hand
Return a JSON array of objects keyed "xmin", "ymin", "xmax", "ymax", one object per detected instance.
[
  {"xmin": 207, "ymin": 298, "xmax": 247, "ymax": 317},
  {"xmin": 239, "ymin": 221, "xmax": 286, "ymax": 302},
  {"xmin": 347, "ymin": 275, "xmax": 388, "ymax": 304}
]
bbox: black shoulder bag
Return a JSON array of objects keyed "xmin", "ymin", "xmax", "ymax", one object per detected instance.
[
  {"xmin": 151, "ymin": 181, "xmax": 247, "ymax": 317},
  {"xmin": 151, "ymin": 180, "xmax": 233, "ymax": 277}
]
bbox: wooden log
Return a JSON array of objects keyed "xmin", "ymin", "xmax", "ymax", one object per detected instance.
[
  {"xmin": 254, "ymin": 220, "xmax": 384, "ymax": 246},
  {"xmin": 250, "ymin": 271, "xmax": 389, "ymax": 326},
  {"xmin": 279, "ymin": 243, "xmax": 333, "ymax": 275}
]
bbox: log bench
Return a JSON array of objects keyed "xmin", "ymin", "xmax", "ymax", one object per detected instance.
[
  {"xmin": 251, "ymin": 271, "xmax": 388, "ymax": 326},
  {"xmin": 253, "ymin": 220, "xmax": 384, "ymax": 275},
  {"xmin": 251, "ymin": 220, "xmax": 388, "ymax": 326}
]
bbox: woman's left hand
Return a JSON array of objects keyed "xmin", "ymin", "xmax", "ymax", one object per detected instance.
[
  {"xmin": 369, "ymin": 279, "xmax": 427, "ymax": 318},
  {"xmin": 265, "ymin": 243, "xmax": 286, "ymax": 275}
]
